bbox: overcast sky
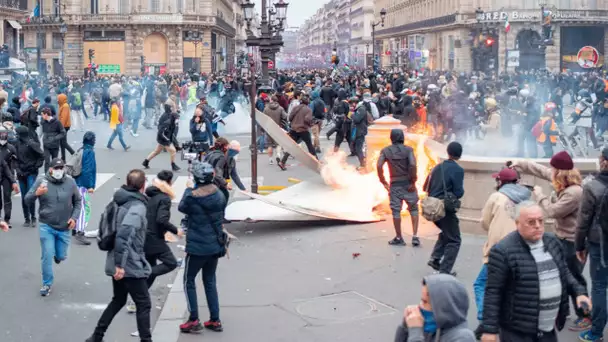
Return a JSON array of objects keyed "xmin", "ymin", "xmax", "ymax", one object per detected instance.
[{"xmin": 254, "ymin": 0, "xmax": 326, "ymax": 28}]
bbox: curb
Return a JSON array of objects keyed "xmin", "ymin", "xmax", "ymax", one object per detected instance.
[{"xmin": 152, "ymin": 267, "xmax": 187, "ymax": 342}]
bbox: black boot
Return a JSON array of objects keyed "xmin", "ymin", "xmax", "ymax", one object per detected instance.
[
  {"xmin": 142, "ymin": 159, "xmax": 150, "ymax": 169},
  {"xmin": 171, "ymin": 162, "xmax": 181, "ymax": 171}
]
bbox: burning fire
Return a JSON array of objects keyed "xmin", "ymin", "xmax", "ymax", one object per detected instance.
[{"xmin": 320, "ymin": 132, "xmax": 439, "ymax": 216}]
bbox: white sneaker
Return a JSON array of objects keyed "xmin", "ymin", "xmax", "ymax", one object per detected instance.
[
  {"xmin": 269, "ymin": 159, "xmax": 274, "ymax": 165},
  {"xmin": 132, "ymin": 131, "xmax": 139, "ymax": 137},
  {"xmin": 126, "ymin": 301, "xmax": 136, "ymax": 314},
  {"xmin": 130, "ymin": 331, "xmax": 139, "ymax": 337},
  {"xmin": 84, "ymin": 230, "xmax": 98, "ymax": 238}
]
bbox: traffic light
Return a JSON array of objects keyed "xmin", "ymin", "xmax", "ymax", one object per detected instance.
[
  {"xmin": 140, "ymin": 56, "xmax": 145, "ymax": 66},
  {"xmin": 485, "ymin": 38, "xmax": 495, "ymax": 46},
  {"xmin": 88, "ymin": 48, "xmax": 95, "ymax": 61}
]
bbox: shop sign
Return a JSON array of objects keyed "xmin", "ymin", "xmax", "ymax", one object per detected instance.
[
  {"xmin": 97, "ymin": 64, "xmax": 120, "ymax": 74},
  {"xmin": 507, "ymin": 50, "xmax": 520, "ymax": 67},
  {"xmin": 577, "ymin": 46, "xmax": 600, "ymax": 68},
  {"xmin": 477, "ymin": 10, "xmax": 588, "ymax": 22},
  {"xmin": 132, "ymin": 14, "xmax": 183, "ymax": 24}
]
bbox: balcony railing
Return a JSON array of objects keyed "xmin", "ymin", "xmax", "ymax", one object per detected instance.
[
  {"xmin": 0, "ymin": 0, "xmax": 26, "ymax": 11},
  {"xmin": 20, "ymin": 15, "xmax": 65, "ymax": 25}
]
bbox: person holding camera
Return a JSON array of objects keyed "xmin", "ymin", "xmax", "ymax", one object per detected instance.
[
  {"xmin": 189, "ymin": 106, "xmax": 214, "ymax": 156},
  {"xmin": 142, "ymin": 104, "xmax": 181, "ymax": 172}
]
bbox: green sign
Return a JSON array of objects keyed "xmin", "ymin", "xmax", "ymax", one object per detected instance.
[{"xmin": 97, "ymin": 64, "xmax": 120, "ymax": 74}]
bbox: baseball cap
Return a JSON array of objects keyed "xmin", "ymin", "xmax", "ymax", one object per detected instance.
[
  {"xmin": 492, "ymin": 168, "xmax": 518, "ymax": 182},
  {"xmin": 49, "ymin": 158, "xmax": 65, "ymax": 169}
]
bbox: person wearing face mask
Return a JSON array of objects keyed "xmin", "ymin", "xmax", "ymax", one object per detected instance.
[
  {"xmin": 225, "ymin": 140, "xmax": 245, "ymax": 193},
  {"xmin": 142, "ymin": 104, "xmax": 181, "ymax": 172},
  {"xmin": 0, "ymin": 129, "xmax": 18, "ymax": 227},
  {"xmin": 40, "ymin": 107, "xmax": 66, "ymax": 170},
  {"xmin": 14, "ymin": 125, "xmax": 43, "ymax": 227},
  {"xmin": 395, "ymin": 273, "xmax": 475, "ymax": 342},
  {"xmin": 203, "ymin": 138, "xmax": 232, "ymax": 209},
  {"xmin": 24, "ymin": 158, "xmax": 81, "ymax": 297},
  {"xmin": 19, "ymin": 97, "xmax": 40, "ymax": 140}
]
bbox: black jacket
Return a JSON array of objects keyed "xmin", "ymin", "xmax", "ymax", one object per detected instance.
[
  {"xmin": 144, "ymin": 181, "xmax": 179, "ymax": 255},
  {"xmin": 377, "ymin": 130, "xmax": 416, "ymax": 186},
  {"xmin": 423, "ymin": 160, "xmax": 465, "ymax": 199},
  {"xmin": 15, "ymin": 135, "xmax": 44, "ymax": 176},
  {"xmin": 156, "ymin": 113, "xmax": 179, "ymax": 147},
  {"xmin": 0, "ymin": 143, "xmax": 17, "ymax": 172},
  {"xmin": 575, "ymin": 171, "xmax": 608, "ymax": 250},
  {"xmin": 41, "ymin": 117, "xmax": 65, "ymax": 149},
  {"xmin": 482, "ymin": 231, "xmax": 587, "ymax": 335},
  {"xmin": 319, "ymin": 86, "xmax": 336, "ymax": 107}
]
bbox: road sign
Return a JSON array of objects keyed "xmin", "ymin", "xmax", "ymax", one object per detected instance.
[{"xmin": 268, "ymin": 60, "xmax": 274, "ymax": 69}]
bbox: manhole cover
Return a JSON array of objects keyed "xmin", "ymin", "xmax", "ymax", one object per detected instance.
[{"xmin": 290, "ymin": 291, "xmax": 396, "ymax": 325}]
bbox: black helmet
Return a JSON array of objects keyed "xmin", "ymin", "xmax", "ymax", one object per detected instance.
[{"xmin": 191, "ymin": 161, "xmax": 214, "ymax": 185}]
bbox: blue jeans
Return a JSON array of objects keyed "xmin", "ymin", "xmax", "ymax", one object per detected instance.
[
  {"xmin": 130, "ymin": 109, "xmax": 141, "ymax": 134},
  {"xmin": 39, "ymin": 223, "xmax": 71, "ymax": 286},
  {"xmin": 473, "ymin": 263, "xmax": 488, "ymax": 321},
  {"xmin": 18, "ymin": 174, "xmax": 37, "ymax": 221},
  {"xmin": 107, "ymin": 124, "xmax": 127, "ymax": 149},
  {"xmin": 257, "ymin": 134, "xmax": 266, "ymax": 153},
  {"xmin": 589, "ymin": 242, "xmax": 608, "ymax": 336}
]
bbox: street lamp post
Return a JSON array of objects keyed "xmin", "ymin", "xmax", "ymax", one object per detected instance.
[
  {"xmin": 60, "ymin": 22, "xmax": 67, "ymax": 77},
  {"xmin": 371, "ymin": 8, "xmax": 386, "ymax": 72},
  {"xmin": 240, "ymin": 0, "xmax": 289, "ymax": 194}
]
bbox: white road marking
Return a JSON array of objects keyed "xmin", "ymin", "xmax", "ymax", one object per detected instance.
[{"xmin": 60, "ymin": 303, "xmax": 108, "ymax": 311}]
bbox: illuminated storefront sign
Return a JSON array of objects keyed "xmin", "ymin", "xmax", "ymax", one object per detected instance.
[{"xmin": 476, "ymin": 10, "xmax": 600, "ymax": 22}]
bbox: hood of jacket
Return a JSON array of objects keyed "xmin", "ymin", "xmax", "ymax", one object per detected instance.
[
  {"xmin": 267, "ymin": 102, "xmax": 281, "ymax": 111},
  {"xmin": 424, "ymin": 273, "xmax": 469, "ymax": 330},
  {"xmin": 146, "ymin": 178, "xmax": 175, "ymax": 200},
  {"xmin": 338, "ymin": 88, "xmax": 347, "ymax": 101},
  {"xmin": 57, "ymin": 94, "xmax": 67, "ymax": 106},
  {"xmin": 11, "ymin": 96, "xmax": 19, "ymax": 106},
  {"xmin": 498, "ymin": 183, "xmax": 532, "ymax": 204},
  {"xmin": 311, "ymin": 90, "xmax": 320, "ymax": 100},
  {"xmin": 113, "ymin": 185, "xmax": 148, "ymax": 206},
  {"xmin": 390, "ymin": 128, "xmax": 405, "ymax": 144}
]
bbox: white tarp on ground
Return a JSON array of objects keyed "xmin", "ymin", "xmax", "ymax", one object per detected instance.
[{"xmin": 225, "ymin": 198, "xmax": 322, "ymax": 222}]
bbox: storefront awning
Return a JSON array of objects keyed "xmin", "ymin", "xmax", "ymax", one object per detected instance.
[{"xmin": 7, "ymin": 20, "xmax": 22, "ymax": 30}]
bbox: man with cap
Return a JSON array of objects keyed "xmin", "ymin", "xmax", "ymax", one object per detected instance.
[
  {"xmin": 423, "ymin": 142, "xmax": 465, "ymax": 275},
  {"xmin": 24, "ymin": 157, "xmax": 81, "ymax": 297},
  {"xmin": 377, "ymin": 128, "xmax": 419, "ymax": 247},
  {"xmin": 473, "ymin": 167, "xmax": 531, "ymax": 338}
]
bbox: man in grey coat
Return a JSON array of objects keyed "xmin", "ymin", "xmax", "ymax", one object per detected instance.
[
  {"xmin": 87, "ymin": 169, "xmax": 152, "ymax": 342},
  {"xmin": 394, "ymin": 273, "xmax": 476, "ymax": 342}
]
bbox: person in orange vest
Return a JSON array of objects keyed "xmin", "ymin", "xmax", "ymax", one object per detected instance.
[
  {"xmin": 535, "ymin": 102, "xmax": 559, "ymax": 158},
  {"xmin": 412, "ymin": 95, "xmax": 427, "ymax": 132}
]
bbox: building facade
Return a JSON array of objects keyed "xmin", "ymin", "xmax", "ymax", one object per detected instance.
[
  {"xmin": 349, "ymin": 0, "xmax": 373, "ymax": 68},
  {"xmin": 0, "ymin": 0, "xmax": 27, "ymax": 59},
  {"xmin": 374, "ymin": 0, "xmax": 608, "ymax": 72},
  {"xmin": 20, "ymin": 0, "xmax": 239, "ymax": 76}
]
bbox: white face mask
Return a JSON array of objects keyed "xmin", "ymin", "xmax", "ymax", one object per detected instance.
[
  {"xmin": 51, "ymin": 169, "xmax": 64, "ymax": 180},
  {"xmin": 0, "ymin": 140, "xmax": 6, "ymax": 146}
]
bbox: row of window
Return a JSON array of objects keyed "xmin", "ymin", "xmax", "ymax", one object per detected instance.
[
  {"xmin": 37, "ymin": 0, "xmax": 198, "ymax": 15},
  {"xmin": 36, "ymin": 32, "xmax": 63, "ymax": 50}
]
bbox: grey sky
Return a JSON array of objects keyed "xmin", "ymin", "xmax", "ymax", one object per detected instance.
[{"xmin": 254, "ymin": 0, "xmax": 326, "ymax": 28}]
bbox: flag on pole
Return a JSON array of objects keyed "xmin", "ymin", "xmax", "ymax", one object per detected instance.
[
  {"xmin": 27, "ymin": 2, "xmax": 40, "ymax": 23},
  {"xmin": 504, "ymin": 14, "xmax": 511, "ymax": 33}
]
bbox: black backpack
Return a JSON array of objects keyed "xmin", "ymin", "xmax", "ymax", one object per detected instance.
[{"xmin": 97, "ymin": 200, "xmax": 134, "ymax": 251}]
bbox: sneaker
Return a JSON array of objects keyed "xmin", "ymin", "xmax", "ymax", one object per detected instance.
[
  {"xmin": 85, "ymin": 336, "xmax": 103, "ymax": 342},
  {"xmin": 54, "ymin": 256, "xmax": 62, "ymax": 264},
  {"xmin": 107, "ymin": 146, "xmax": 114, "ymax": 150},
  {"xmin": 84, "ymin": 230, "xmax": 98, "ymax": 238},
  {"xmin": 126, "ymin": 301, "xmax": 136, "ymax": 314},
  {"xmin": 269, "ymin": 159, "xmax": 274, "ymax": 165},
  {"xmin": 570, "ymin": 317, "xmax": 592, "ymax": 331},
  {"xmin": 412, "ymin": 236, "xmax": 421, "ymax": 247},
  {"xmin": 132, "ymin": 131, "xmax": 139, "ymax": 137},
  {"xmin": 75, "ymin": 233, "xmax": 92, "ymax": 246},
  {"xmin": 124, "ymin": 145, "xmax": 131, "ymax": 151},
  {"xmin": 474, "ymin": 325, "xmax": 482, "ymax": 340},
  {"xmin": 388, "ymin": 237, "xmax": 406, "ymax": 246},
  {"xmin": 31, "ymin": 217, "xmax": 37, "ymax": 227},
  {"xmin": 180, "ymin": 319, "xmax": 204, "ymax": 333},
  {"xmin": 40, "ymin": 285, "xmax": 52, "ymax": 296},
  {"xmin": 579, "ymin": 331, "xmax": 603, "ymax": 342},
  {"xmin": 427, "ymin": 259, "xmax": 440, "ymax": 271},
  {"xmin": 130, "ymin": 331, "xmax": 139, "ymax": 337},
  {"xmin": 23, "ymin": 220, "xmax": 30, "ymax": 228},
  {"xmin": 204, "ymin": 320, "xmax": 223, "ymax": 332}
]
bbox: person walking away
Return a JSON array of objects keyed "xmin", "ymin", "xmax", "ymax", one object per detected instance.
[
  {"xmin": 86, "ymin": 169, "xmax": 152, "ymax": 342},
  {"xmin": 512, "ymin": 151, "xmax": 589, "ymax": 331},
  {"xmin": 72, "ymin": 131, "xmax": 97, "ymax": 246},
  {"xmin": 0, "ymin": 129, "xmax": 19, "ymax": 227},
  {"xmin": 480, "ymin": 201, "xmax": 590, "ymax": 342},
  {"xmin": 394, "ymin": 274, "xmax": 476, "ymax": 342},
  {"xmin": 178, "ymin": 161, "xmax": 226, "ymax": 334},
  {"xmin": 377, "ymin": 128, "xmax": 419, "ymax": 247},
  {"xmin": 518, "ymin": 93, "xmax": 540, "ymax": 158},
  {"xmin": 24, "ymin": 158, "xmax": 81, "ymax": 296},
  {"xmin": 262, "ymin": 95, "xmax": 287, "ymax": 165},
  {"xmin": 41, "ymin": 108, "xmax": 65, "ymax": 170},
  {"xmin": 423, "ymin": 142, "xmax": 465, "ymax": 275},
  {"xmin": 310, "ymin": 90, "xmax": 325, "ymax": 154},
  {"xmin": 106, "ymin": 99, "xmax": 130, "ymax": 151},
  {"xmin": 142, "ymin": 104, "xmax": 181, "ymax": 172},
  {"xmin": 14, "ymin": 126, "xmax": 43, "ymax": 227},
  {"xmin": 351, "ymin": 95, "xmax": 374, "ymax": 170},
  {"xmin": 20, "ymin": 98, "xmax": 40, "ymax": 140},
  {"xmin": 69, "ymin": 89, "xmax": 85, "ymax": 131},
  {"xmin": 126, "ymin": 170, "xmax": 181, "ymax": 322},
  {"xmin": 57, "ymin": 94, "xmax": 75, "ymax": 161},
  {"xmin": 143, "ymin": 80, "xmax": 157, "ymax": 129},
  {"xmin": 277, "ymin": 94, "xmax": 318, "ymax": 170},
  {"xmin": 203, "ymin": 138, "xmax": 233, "ymax": 210},
  {"xmin": 533, "ymin": 102, "xmax": 559, "ymax": 158},
  {"xmin": 473, "ymin": 168, "xmax": 531, "ymax": 339},
  {"xmin": 575, "ymin": 146, "xmax": 608, "ymax": 342}
]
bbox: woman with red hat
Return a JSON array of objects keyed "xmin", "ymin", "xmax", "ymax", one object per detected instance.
[{"xmin": 512, "ymin": 152, "xmax": 589, "ymax": 331}]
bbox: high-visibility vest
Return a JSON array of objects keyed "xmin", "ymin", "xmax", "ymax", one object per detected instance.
[{"xmin": 537, "ymin": 117, "xmax": 557, "ymax": 144}]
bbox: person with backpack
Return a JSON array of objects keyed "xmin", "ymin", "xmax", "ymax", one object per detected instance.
[
  {"xmin": 86, "ymin": 169, "xmax": 152, "ymax": 342},
  {"xmin": 351, "ymin": 93, "xmax": 375, "ymax": 169},
  {"xmin": 178, "ymin": 161, "xmax": 227, "ymax": 334},
  {"xmin": 512, "ymin": 151, "xmax": 589, "ymax": 332},
  {"xmin": 14, "ymin": 125, "xmax": 43, "ymax": 227},
  {"xmin": 276, "ymin": 94, "xmax": 318, "ymax": 171},
  {"xmin": 71, "ymin": 131, "xmax": 97, "ymax": 246},
  {"xmin": 24, "ymin": 157, "xmax": 81, "ymax": 297}
]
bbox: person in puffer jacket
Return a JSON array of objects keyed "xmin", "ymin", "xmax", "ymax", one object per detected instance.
[
  {"xmin": 394, "ymin": 273, "xmax": 475, "ymax": 342},
  {"xmin": 73, "ymin": 131, "xmax": 97, "ymax": 246}
]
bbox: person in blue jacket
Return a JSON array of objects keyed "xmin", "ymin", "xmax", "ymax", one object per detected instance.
[{"xmin": 73, "ymin": 131, "xmax": 97, "ymax": 245}]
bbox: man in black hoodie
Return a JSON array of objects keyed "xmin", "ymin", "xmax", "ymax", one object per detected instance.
[
  {"xmin": 40, "ymin": 107, "xmax": 66, "ymax": 170},
  {"xmin": 142, "ymin": 104, "xmax": 181, "ymax": 171},
  {"xmin": 14, "ymin": 126, "xmax": 43, "ymax": 227}
]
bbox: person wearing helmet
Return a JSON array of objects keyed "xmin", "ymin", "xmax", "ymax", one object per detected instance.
[{"xmin": 178, "ymin": 161, "xmax": 227, "ymax": 334}]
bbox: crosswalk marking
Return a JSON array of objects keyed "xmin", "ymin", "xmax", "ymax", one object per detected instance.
[{"xmin": 14, "ymin": 173, "xmax": 263, "ymax": 202}]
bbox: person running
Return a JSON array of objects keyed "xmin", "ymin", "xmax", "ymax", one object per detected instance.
[
  {"xmin": 72, "ymin": 131, "xmax": 97, "ymax": 246},
  {"xmin": 24, "ymin": 158, "xmax": 81, "ymax": 296},
  {"xmin": 178, "ymin": 161, "xmax": 226, "ymax": 334},
  {"xmin": 142, "ymin": 103, "xmax": 181, "ymax": 171}
]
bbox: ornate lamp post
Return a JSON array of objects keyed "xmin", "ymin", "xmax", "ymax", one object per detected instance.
[
  {"xmin": 240, "ymin": 0, "xmax": 289, "ymax": 194},
  {"xmin": 371, "ymin": 8, "xmax": 386, "ymax": 72},
  {"xmin": 60, "ymin": 22, "xmax": 67, "ymax": 77}
]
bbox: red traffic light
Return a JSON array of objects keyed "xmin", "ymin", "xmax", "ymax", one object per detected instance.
[
  {"xmin": 88, "ymin": 63, "xmax": 92, "ymax": 68},
  {"xmin": 485, "ymin": 38, "xmax": 495, "ymax": 46}
]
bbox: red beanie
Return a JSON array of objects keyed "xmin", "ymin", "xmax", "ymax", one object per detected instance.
[{"xmin": 550, "ymin": 151, "xmax": 574, "ymax": 170}]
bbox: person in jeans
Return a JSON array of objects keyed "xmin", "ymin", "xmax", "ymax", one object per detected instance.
[
  {"xmin": 423, "ymin": 142, "xmax": 465, "ymax": 275},
  {"xmin": 473, "ymin": 168, "xmax": 531, "ymax": 339},
  {"xmin": 277, "ymin": 94, "xmax": 317, "ymax": 171},
  {"xmin": 24, "ymin": 158, "xmax": 81, "ymax": 296},
  {"xmin": 73, "ymin": 131, "xmax": 97, "ymax": 246},
  {"xmin": 14, "ymin": 126, "xmax": 44, "ymax": 227},
  {"xmin": 87, "ymin": 169, "xmax": 152, "ymax": 342},
  {"xmin": 106, "ymin": 99, "xmax": 130, "ymax": 151},
  {"xmin": 41, "ymin": 107, "xmax": 65, "ymax": 170},
  {"xmin": 575, "ymin": 147, "xmax": 608, "ymax": 342},
  {"xmin": 57, "ymin": 93, "xmax": 75, "ymax": 161},
  {"xmin": 178, "ymin": 161, "xmax": 226, "ymax": 334}
]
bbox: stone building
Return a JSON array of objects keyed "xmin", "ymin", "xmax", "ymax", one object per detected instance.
[
  {"xmin": 19, "ymin": 0, "xmax": 239, "ymax": 76},
  {"xmin": 374, "ymin": 0, "xmax": 608, "ymax": 72},
  {"xmin": 348, "ymin": 0, "xmax": 374, "ymax": 69},
  {"xmin": 0, "ymin": 0, "xmax": 27, "ymax": 58}
]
